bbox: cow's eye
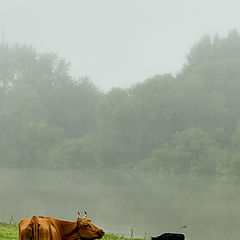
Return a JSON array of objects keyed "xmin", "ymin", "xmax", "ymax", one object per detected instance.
[{"xmin": 84, "ymin": 224, "xmax": 90, "ymax": 228}]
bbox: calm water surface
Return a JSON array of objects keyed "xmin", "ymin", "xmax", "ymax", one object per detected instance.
[{"xmin": 0, "ymin": 169, "xmax": 239, "ymax": 240}]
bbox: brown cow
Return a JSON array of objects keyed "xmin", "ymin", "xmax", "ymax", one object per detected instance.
[{"xmin": 18, "ymin": 211, "xmax": 105, "ymax": 240}]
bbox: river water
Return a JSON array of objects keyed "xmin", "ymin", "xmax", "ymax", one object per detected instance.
[{"xmin": 0, "ymin": 168, "xmax": 239, "ymax": 240}]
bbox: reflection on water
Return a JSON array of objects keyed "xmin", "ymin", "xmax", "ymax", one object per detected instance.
[{"xmin": 0, "ymin": 168, "xmax": 240, "ymax": 240}]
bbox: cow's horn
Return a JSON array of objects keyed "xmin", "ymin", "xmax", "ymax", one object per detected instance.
[
  {"xmin": 83, "ymin": 211, "xmax": 87, "ymax": 219},
  {"xmin": 78, "ymin": 211, "xmax": 81, "ymax": 219}
]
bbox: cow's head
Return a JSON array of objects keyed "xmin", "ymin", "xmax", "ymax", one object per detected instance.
[{"xmin": 75, "ymin": 211, "xmax": 104, "ymax": 240}]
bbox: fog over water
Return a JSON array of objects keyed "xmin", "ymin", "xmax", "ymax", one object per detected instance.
[{"xmin": 1, "ymin": 169, "xmax": 240, "ymax": 240}]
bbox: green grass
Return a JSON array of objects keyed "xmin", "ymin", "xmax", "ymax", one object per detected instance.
[
  {"xmin": 0, "ymin": 223, "xmax": 143, "ymax": 240},
  {"xmin": 0, "ymin": 223, "xmax": 18, "ymax": 240},
  {"xmin": 104, "ymin": 234, "xmax": 143, "ymax": 240}
]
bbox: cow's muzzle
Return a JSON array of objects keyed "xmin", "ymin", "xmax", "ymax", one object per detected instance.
[{"xmin": 98, "ymin": 229, "xmax": 105, "ymax": 237}]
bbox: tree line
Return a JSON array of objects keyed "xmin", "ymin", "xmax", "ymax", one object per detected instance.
[{"xmin": 1, "ymin": 30, "xmax": 240, "ymax": 176}]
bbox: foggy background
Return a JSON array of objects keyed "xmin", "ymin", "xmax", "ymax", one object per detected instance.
[
  {"xmin": 0, "ymin": 0, "xmax": 240, "ymax": 90},
  {"xmin": 1, "ymin": 1, "xmax": 240, "ymax": 240}
]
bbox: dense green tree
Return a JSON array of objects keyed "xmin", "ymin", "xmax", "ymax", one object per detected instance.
[
  {"xmin": 145, "ymin": 128, "xmax": 220, "ymax": 175},
  {"xmin": 0, "ymin": 83, "xmax": 63, "ymax": 167},
  {"xmin": 188, "ymin": 59, "xmax": 240, "ymax": 129},
  {"xmin": 96, "ymin": 87, "xmax": 137, "ymax": 166},
  {"xmin": 47, "ymin": 134, "xmax": 100, "ymax": 169},
  {"xmin": 1, "ymin": 30, "xmax": 240, "ymax": 175},
  {"xmin": 0, "ymin": 44, "xmax": 100, "ymax": 139},
  {"xmin": 45, "ymin": 77, "xmax": 100, "ymax": 138},
  {"xmin": 186, "ymin": 35, "xmax": 213, "ymax": 68},
  {"xmin": 229, "ymin": 127, "xmax": 240, "ymax": 175},
  {"xmin": 0, "ymin": 44, "xmax": 100, "ymax": 168},
  {"xmin": 181, "ymin": 30, "xmax": 240, "ymax": 77}
]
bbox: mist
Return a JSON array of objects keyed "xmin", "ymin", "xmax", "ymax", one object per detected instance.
[
  {"xmin": 1, "ymin": 1, "xmax": 240, "ymax": 240},
  {"xmin": 1, "ymin": 0, "xmax": 240, "ymax": 90}
]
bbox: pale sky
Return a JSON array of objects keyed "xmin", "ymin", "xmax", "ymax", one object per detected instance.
[{"xmin": 0, "ymin": 0, "xmax": 239, "ymax": 90}]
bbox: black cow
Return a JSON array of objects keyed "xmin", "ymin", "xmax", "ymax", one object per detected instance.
[{"xmin": 152, "ymin": 233, "xmax": 185, "ymax": 240}]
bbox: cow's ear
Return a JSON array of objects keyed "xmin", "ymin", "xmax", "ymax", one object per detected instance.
[{"xmin": 83, "ymin": 211, "xmax": 87, "ymax": 219}]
